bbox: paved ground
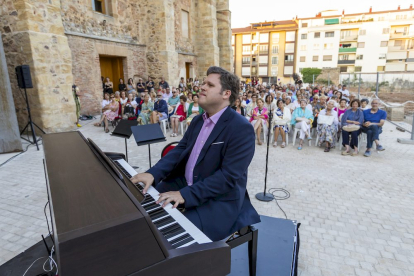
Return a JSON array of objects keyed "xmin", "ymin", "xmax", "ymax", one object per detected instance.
[{"xmin": 0, "ymin": 119, "xmax": 414, "ymax": 276}]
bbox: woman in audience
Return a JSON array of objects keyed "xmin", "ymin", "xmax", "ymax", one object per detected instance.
[
  {"xmin": 232, "ymin": 98, "xmax": 245, "ymax": 116},
  {"xmin": 127, "ymin": 78, "xmax": 136, "ymax": 94},
  {"xmin": 264, "ymin": 94, "xmax": 276, "ymax": 112},
  {"xmin": 114, "ymin": 91, "xmax": 121, "ymax": 102},
  {"xmin": 170, "ymin": 95, "xmax": 188, "ymax": 137},
  {"xmin": 285, "ymin": 97, "xmax": 295, "ymax": 113},
  {"xmin": 250, "ymin": 98, "xmax": 268, "ymax": 145},
  {"xmin": 104, "ymin": 77, "xmax": 114, "ymax": 94},
  {"xmin": 137, "ymin": 94, "xmax": 153, "ymax": 125},
  {"xmin": 118, "ymin": 78, "xmax": 126, "ymax": 92},
  {"xmin": 341, "ymin": 99, "xmax": 364, "ymax": 156},
  {"xmin": 273, "ymin": 99, "xmax": 290, "ymax": 148},
  {"xmin": 361, "ymin": 99, "xmax": 369, "ymax": 110},
  {"xmin": 120, "ymin": 90, "xmax": 128, "ymax": 106},
  {"xmin": 150, "ymin": 91, "xmax": 157, "ymax": 103},
  {"xmin": 316, "ymin": 100, "xmax": 338, "ymax": 152},
  {"xmin": 335, "ymin": 99, "xmax": 348, "ymax": 118},
  {"xmin": 245, "ymin": 94, "xmax": 257, "ymax": 120},
  {"xmin": 291, "ymin": 99, "xmax": 314, "ymax": 150},
  {"xmin": 335, "ymin": 91, "xmax": 343, "ymax": 101},
  {"xmin": 94, "ymin": 94, "xmax": 118, "ymax": 133},
  {"xmin": 124, "ymin": 93, "xmax": 138, "ymax": 119},
  {"xmin": 187, "ymin": 94, "xmax": 203, "ymax": 126}
]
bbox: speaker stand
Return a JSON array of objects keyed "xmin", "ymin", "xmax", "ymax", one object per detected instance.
[{"xmin": 20, "ymin": 87, "xmax": 45, "ymax": 151}]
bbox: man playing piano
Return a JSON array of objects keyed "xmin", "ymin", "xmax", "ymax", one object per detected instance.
[{"xmin": 131, "ymin": 66, "xmax": 260, "ymax": 241}]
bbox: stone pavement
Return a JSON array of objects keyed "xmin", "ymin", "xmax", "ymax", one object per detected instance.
[{"xmin": 0, "ymin": 119, "xmax": 414, "ymax": 276}]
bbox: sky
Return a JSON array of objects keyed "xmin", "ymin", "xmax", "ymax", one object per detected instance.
[{"xmin": 229, "ymin": 0, "xmax": 414, "ymax": 28}]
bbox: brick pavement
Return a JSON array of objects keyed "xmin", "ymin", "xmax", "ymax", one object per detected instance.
[{"xmin": 0, "ymin": 119, "xmax": 413, "ymax": 276}]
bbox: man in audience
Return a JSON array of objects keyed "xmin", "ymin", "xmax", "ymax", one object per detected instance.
[
  {"xmin": 168, "ymin": 88, "xmax": 180, "ymax": 116},
  {"xmin": 339, "ymin": 85, "xmax": 350, "ymax": 101},
  {"xmin": 146, "ymin": 76, "xmax": 155, "ymax": 91},
  {"xmin": 150, "ymin": 91, "xmax": 169, "ymax": 124},
  {"xmin": 361, "ymin": 99, "xmax": 387, "ymax": 157},
  {"xmin": 159, "ymin": 77, "xmax": 169, "ymax": 89}
]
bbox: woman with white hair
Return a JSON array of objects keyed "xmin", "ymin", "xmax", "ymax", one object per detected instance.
[
  {"xmin": 291, "ymin": 99, "xmax": 314, "ymax": 150},
  {"xmin": 316, "ymin": 100, "xmax": 339, "ymax": 152}
]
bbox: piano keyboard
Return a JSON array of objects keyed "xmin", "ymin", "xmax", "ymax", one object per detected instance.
[{"xmin": 114, "ymin": 159, "xmax": 212, "ymax": 248}]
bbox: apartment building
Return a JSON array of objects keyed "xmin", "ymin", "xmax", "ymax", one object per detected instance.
[
  {"xmin": 296, "ymin": 6, "xmax": 414, "ymax": 74},
  {"xmin": 232, "ymin": 20, "xmax": 298, "ymax": 83}
]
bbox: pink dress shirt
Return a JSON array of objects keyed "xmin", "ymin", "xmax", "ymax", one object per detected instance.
[{"xmin": 185, "ymin": 106, "xmax": 228, "ymax": 186}]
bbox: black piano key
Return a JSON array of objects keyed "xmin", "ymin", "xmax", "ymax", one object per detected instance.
[
  {"xmin": 150, "ymin": 210, "xmax": 169, "ymax": 221},
  {"xmin": 142, "ymin": 196, "xmax": 155, "ymax": 204},
  {"xmin": 172, "ymin": 236, "xmax": 194, "ymax": 249},
  {"xmin": 147, "ymin": 207, "xmax": 162, "ymax": 215},
  {"xmin": 160, "ymin": 223, "xmax": 180, "ymax": 235},
  {"xmin": 169, "ymin": 233, "xmax": 190, "ymax": 245},
  {"xmin": 154, "ymin": 216, "xmax": 175, "ymax": 228},
  {"xmin": 135, "ymin": 184, "xmax": 144, "ymax": 191},
  {"xmin": 142, "ymin": 200, "xmax": 155, "ymax": 207},
  {"xmin": 164, "ymin": 226, "xmax": 186, "ymax": 240},
  {"xmin": 144, "ymin": 203, "xmax": 160, "ymax": 211}
]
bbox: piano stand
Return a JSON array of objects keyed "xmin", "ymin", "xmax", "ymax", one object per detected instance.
[{"xmin": 226, "ymin": 226, "xmax": 258, "ymax": 276}]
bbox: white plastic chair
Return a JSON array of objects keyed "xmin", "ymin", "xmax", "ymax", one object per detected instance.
[
  {"xmin": 292, "ymin": 123, "xmax": 312, "ymax": 147},
  {"xmin": 160, "ymin": 118, "xmax": 168, "ymax": 135}
]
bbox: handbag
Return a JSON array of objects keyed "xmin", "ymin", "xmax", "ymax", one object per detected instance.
[
  {"xmin": 317, "ymin": 114, "xmax": 334, "ymax": 125},
  {"xmin": 343, "ymin": 124, "xmax": 360, "ymax": 132}
]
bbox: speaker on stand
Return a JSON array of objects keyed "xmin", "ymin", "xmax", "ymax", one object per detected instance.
[{"xmin": 15, "ymin": 65, "xmax": 45, "ymax": 151}]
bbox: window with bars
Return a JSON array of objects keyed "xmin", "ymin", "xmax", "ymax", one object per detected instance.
[
  {"xmin": 300, "ymin": 56, "xmax": 306, "ymax": 62},
  {"xmin": 242, "ymin": 56, "xmax": 251, "ymax": 64},
  {"xmin": 325, "ymin": 32, "xmax": 334, "ymax": 37},
  {"xmin": 313, "ymin": 56, "xmax": 319, "ymax": 61},
  {"xmin": 272, "ymin": 57, "xmax": 278, "ymax": 65},
  {"xmin": 314, "ymin": 32, "xmax": 320, "ymax": 38},
  {"xmin": 272, "ymin": 45, "xmax": 279, "ymax": 54},
  {"xmin": 302, "ymin": 23, "xmax": 308, "ymax": 28},
  {"xmin": 301, "ymin": 34, "xmax": 307, "ymax": 39},
  {"xmin": 356, "ymin": 55, "xmax": 363, "ymax": 60},
  {"xmin": 285, "ymin": 55, "xmax": 294, "ymax": 62}
]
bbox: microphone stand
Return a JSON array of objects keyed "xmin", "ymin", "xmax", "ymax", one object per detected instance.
[{"xmin": 255, "ymin": 105, "xmax": 275, "ymax": 202}]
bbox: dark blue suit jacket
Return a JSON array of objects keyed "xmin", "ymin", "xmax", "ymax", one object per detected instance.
[{"xmin": 147, "ymin": 107, "xmax": 260, "ymax": 241}]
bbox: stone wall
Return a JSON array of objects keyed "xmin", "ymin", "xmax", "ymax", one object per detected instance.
[
  {"xmin": 216, "ymin": 0, "xmax": 232, "ymax": 72},
  {"xmin": 0, "ymin": 32, "xmax": 22, "ymax": 153},
  {"xmin": 67, "ymin": 35, "xmax": 146, "ymax": 115},
  {"xmin": 1, "ymin": 0, "xmax": 76, "ymax": 133}
]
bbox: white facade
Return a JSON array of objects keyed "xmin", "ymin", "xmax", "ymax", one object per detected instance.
[{"xmin": 296, "ymin": 9, "xmax": 414, "ymax": 74}]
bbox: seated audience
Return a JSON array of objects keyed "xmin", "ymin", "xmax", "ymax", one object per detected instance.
[
  {"xmin": 138, "ymin": 94, "xmax": 153, "ymax": 125},
  {"xmin": 264, "ymin": 94, "xmax": 276, "ymax": 112},
  {"xmin": 127, "ymin": 78, "xmax": 136, "ymax": 94},
  {"xmin": 361, "ymin": 99, "xmax": 387, "ymax": 157},
  {"xmin": 170, "ymin": 95, "xmax": 187, "ymax": 137},
  {"xmin": 250, "ymin": 98, "xmax": 268, "ymax": 145},
  {"xmin": 273, "ymin": 99, "xmax": 291, "ymax": 148},
  {"xmin": 316, "ymin": 100, "xmax": 338, "ymax": 152},
  {"xmin": 291, "ymin": 99, "xmax": 314, "ymax": 150},
  {"xmin": 341, "ymin": 99, "xmax": 364, "ymax": 156}
]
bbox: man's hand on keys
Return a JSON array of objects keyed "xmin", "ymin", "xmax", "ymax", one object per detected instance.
[{"xmin": 130, "ymin": 173, "xmax": 154, "ymax": 194}]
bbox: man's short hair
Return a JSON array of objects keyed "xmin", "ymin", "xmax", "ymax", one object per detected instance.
[
  {"xmin": 206, "ymin": 66, "xmax": 240, "ymax": 105},
  {"xmin": 361, "ymin": 98, "xmax": 369, "ymax": 104}
]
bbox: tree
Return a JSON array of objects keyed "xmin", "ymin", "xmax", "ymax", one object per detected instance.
[{"xmin": 301, "ymin": 68, "xmax": 322, "ymax": 84}]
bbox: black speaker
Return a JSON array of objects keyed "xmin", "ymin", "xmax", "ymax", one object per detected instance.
[{"xmin": 15, "ymin": 65, "xmax": 33, "ymax": 89}]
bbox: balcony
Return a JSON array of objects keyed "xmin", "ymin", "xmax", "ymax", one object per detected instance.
[
  {"xmin": 339, "ymin": 47, "xmax": 357, "ymax": 53},
  {"xmin": 284, "ymin": 60, "xmax": 294, "ymax": 65},
  {"xmin": 388, "ymin": 45, "xmax": 406, "ymax": 51},
  {"xmin": 387, "ymin": 51, "xmax": 407, "ymax": 60},
  {"xmin": 390, "ymin": 32, "xmax": 409, "ymax": 39},
  {"xmin": 340, "ymin": 36, "xmax": 358, "ymax": 42},
  {"xmin": 259, "ymin": 50, "xmax": 269, "ymax": 55},
  {"xmin": 338, "ymin": 60, "xmax": 356, "ymax": 64},
  {"xmin": 251, "ymin": 61, "xmax": 257, "ymax": 66}
]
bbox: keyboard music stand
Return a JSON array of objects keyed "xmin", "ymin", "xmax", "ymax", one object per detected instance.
[
  {"xmin": 131, "ymin": 124, "xmax": 166, "ymax": 168},
  {"xmin": 111, "ymin": 120, "xmax": 138, "ymax": 164}
]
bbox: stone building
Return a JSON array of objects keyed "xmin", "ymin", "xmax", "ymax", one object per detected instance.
[{"xmin": 0, "ymin": 0, "xmax": 232, "ymax": 133}]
